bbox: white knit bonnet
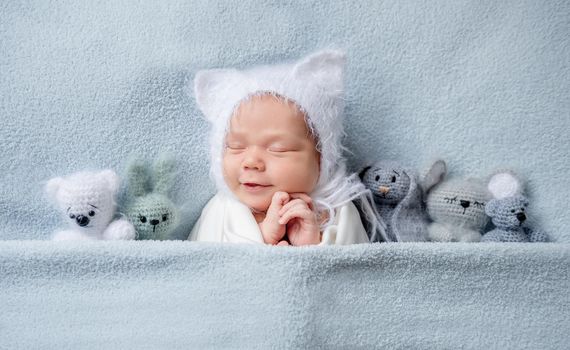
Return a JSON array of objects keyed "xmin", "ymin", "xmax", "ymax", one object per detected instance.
[{"xmin": 193, "ymin": 50, "xmax": 386, "ymax": 237}]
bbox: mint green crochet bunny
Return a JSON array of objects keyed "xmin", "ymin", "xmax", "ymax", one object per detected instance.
[{"xmin": 125, "ymin": 155, "xmax": 180, "ymax": 240}]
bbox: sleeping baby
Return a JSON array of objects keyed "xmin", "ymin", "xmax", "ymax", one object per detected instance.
[{"xmin": 188, "ymin": 50, "xmax": 386, "ymax": 245}]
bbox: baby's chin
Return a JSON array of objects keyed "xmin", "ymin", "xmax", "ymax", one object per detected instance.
[{"xmin": 234, "ymin": 193, "xmax": 272, "ymax": 213}]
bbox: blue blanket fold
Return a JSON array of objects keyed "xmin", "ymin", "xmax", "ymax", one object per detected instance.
[{"xmin": 2, "ymin": 241, "xmax": 569, "ymax": 349}]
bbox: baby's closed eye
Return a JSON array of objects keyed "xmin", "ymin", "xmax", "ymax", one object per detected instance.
[
  {"xmin": 268, "ymin": 143, "xmax": 299, "ymax": 153},
  {"xmin": 225, "ymin": 142, "xmax": 246, "ymax": 151},
  {"xmin": 268, "ymin": 146, "xmax": 294, "ymax": 153}
]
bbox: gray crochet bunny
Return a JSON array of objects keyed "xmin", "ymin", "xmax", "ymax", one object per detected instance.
[
  {"xmin": 359, "ymin": 161, "xmax": 428, "ymax": 242},
  {"xmin": 482, "ymin": 171, "xmax": 548, "ymax": 242},
  {"xmin": 424, "ymin": 160, "xmax": 491, "ymax": 242},
  {"xmin": 125, "ymin": 155, "xmax": 180, "ymax": 240}
]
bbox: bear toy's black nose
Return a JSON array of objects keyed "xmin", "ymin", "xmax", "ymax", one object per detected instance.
[
  {"xmin": 460, "ymin": 200, "xmax": 470, "ymax": 209},
  {"xmin": 76, "ymin": 215, "xmax": 89, "ymax": 227},
  {"xmin": 150, "ymin": 219, "xmax": 160, "ymax": 226},
  {"xmin": 516, "ymin": 212, "xmax": 526, "ymax": 223}
]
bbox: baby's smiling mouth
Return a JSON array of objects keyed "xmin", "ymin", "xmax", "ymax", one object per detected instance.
[{"xmin": 241, "ymin": 183, "xmax": 271, "ymax": 192}]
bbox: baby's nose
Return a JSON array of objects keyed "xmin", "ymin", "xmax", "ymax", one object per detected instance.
[{"xmin": 242, "ymin": 150, "xmax": 265, "ymax": 171}]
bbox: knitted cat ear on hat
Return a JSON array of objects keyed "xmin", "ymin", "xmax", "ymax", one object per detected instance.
[{"xmin": 193, "ymin": 50, "xmax": 347, "ymax": 197}]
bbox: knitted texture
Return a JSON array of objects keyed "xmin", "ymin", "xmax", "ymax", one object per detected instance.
[
  {"xmin": 192, "ymin": 50, "xmax": 384, "ymax": 238},
  {"xmin": 193, "ymin": 50, "xmax": 346, "ymax": 200},
  {"xmin": 359, "ymin": 161, "xmax": 428, "ymax": 242},
  {"xmin": 125, "ymin": 156, "xmax": 180, "ymax": 240},
  {"xmin": 483, "ymin": 194, "xmax": 548, "ymax": 243},
  {"xmin": 45, "ymin": 170, "xmax": 135, "ymax": 240},
  {"xmin": 426, "ymin": 178, "xmax": 491, "ymax": 242}
]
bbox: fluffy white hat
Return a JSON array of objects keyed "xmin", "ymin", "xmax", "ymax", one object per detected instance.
[{"xmin": 193, "ymin": 50, "xmax": 385, "ymax": 236}]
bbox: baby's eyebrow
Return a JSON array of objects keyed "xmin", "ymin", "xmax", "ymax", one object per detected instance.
[
  {"xmin": 225, "ymin": 131, "xmax": 245, "ymax": 138},
  {"xmin": 227, "ymin": 131, "xmax": 293, "ymax": 141}
]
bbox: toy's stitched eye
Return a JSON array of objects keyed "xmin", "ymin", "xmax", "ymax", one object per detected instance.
[
  {"xmin": 88, "ymin": 211, "xmax": 95, "ymax": 217},
  {"xmin": 391, "ymin": 176, "xmax": 396, "ymax": 183},
  {"xmin": 521, "ymin": 208, "xmax": 525, "ymax": 212},
  {"xmin": 473, "ymin": 201, "xmax": 485, "ymax": 208},
  {"xmin": 375, "ymin": 175, "xmax": 380, "ymax": 181},
  {"xmin": 139, "ymin": 215, "xmax": 147, "ymax": 223},
  {"xmin": 511, "ymin": 209, "xmax": 515, "ymax": 213},
  {"xmin": 444, "ymin": 196, "xmax": 457, "ymax": 204},
  {"xmin": 69, "ymin": 214, "xmax": 76, "ymax": 219},
  {"xmin": 162, "ymin": 214, "xmax": 168, "ymax": 222}
]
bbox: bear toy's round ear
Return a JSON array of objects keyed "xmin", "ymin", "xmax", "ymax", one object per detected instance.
[
  {"xmin": 45, "ymin": 177, "xmax": 64, "ymax": 201},
  {"xmin": 99, "ymin": 169, "xmax": 120, "ymax": 195},
  {"xmin": 488, "ymin": 171, "xmax": 521, "ymax": 199}
]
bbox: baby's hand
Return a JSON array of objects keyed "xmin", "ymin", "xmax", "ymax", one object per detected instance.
[
  {"xmin": 259, "ymin": 191, "xmax": 290, "ymax": 245},
  {"xmin": 278, "ymin": 193, "xmax": 321, "ymax": 246}
]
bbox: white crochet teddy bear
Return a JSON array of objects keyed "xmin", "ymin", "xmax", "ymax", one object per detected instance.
[{"xmin": 45, "ymin": 170, "xmax": 136, "ymax": 241}]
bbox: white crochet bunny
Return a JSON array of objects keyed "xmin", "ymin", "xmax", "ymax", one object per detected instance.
[{"xmin": 45, "ymin": 170, "xmax": 136, "ymax": 241}]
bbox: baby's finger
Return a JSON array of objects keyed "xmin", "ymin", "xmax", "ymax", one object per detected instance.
[
  {"xmin": 289, "ymin": 193, "xmax": 314, "ymax": 209},
  {"xmin": 268, "ymin": 191, "xmax": 290, "ymax": 212},
  {"xmin": 278, "ymin": 199, "xmax": 307, "ymax": 216},
  {"xmin": 278, "ymin": 206, "xmax": 316, "ymax": 225}
]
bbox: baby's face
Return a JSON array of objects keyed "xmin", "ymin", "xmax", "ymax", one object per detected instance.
[{"xmin": 222, "ymin": 95, "xmax": 320, "ymax": 213}]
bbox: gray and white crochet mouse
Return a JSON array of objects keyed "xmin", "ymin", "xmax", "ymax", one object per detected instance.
[
  {"xmin": 125, "ymin": 155, "xmax": 180, "ymax": 240},
  {"xmin": 424, "ymin": 160, "xmax": 491, "ymax": 242},
  {"xmin": 359, "ymin": 161, "xmax": 428, "ymax": 242},
  {"xmin": 482, "ymin": 171, "xmax": 548, "ymax": 242}
]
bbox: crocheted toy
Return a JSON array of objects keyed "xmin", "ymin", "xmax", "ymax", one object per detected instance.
[
  {"xmin": 359, "ymin": 160, "xmax": 428, "ymax": 242},
  {"xmin": 45, "ymin": 170, "xmax": 136, "ymax": 241},
  {"xmin": 424, "ymin": 160, "xmax": 491, "ymax": 242},
  {"xmin": 125, "ymin": 156, "xmax": 180, "ymax": 240},
  {"xmin": 482, "ymin": 171, "xmax": 548, "ymax": 242}
]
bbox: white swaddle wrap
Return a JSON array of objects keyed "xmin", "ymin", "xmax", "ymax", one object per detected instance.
[{"xmin": 188, "ymin": 193, "xmax": 369, "ymax": 245}]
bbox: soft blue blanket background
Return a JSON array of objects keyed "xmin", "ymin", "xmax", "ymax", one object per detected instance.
[
  {"xmin": 1, "ymin": 1, "xmax": 569, "ymax": 349},
  {"xmin": 2, "ymin": 241, "xmax": 569, "ymax": 349},
  {"xmin": 1, "ymin": 0, "xmax": 568, "ymax": 241}
]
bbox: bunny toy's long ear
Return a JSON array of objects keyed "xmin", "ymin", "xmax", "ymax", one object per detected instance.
[
  {"xmin": 153, "ymin": 154, "xmax": 177, "ymax": 195},
  {"xmin": 127, "ymin": 158, "xmax": 149, "ymax": 198},
  {"xmin": 422, "ymin": 159, "xmax": 447, "ymax": 194},
  {"xmin": 488, "ymin": 171, "xmax": 522, "ymax": 199}
]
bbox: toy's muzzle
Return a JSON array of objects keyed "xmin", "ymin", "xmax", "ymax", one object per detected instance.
[{"xmin": 76, "ymin": 215, "xmax": 89, "ymax": 227}]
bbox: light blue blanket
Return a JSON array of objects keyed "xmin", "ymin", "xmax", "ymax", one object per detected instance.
[
  {"xmin": 2, "ymin": 241, "xmax": 569, "ymax": 349},
  {"xmin": 0, "ymin": 0, "xmax": 568, "ymax": 242},
  {"xmin": 1, "ymin": 0, "xmax": 569, "ymax": 348}
]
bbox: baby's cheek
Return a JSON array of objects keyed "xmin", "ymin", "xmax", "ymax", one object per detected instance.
[{"xmin": 222, "ymin": 156, "xmax": 238, "ymax": 179}]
